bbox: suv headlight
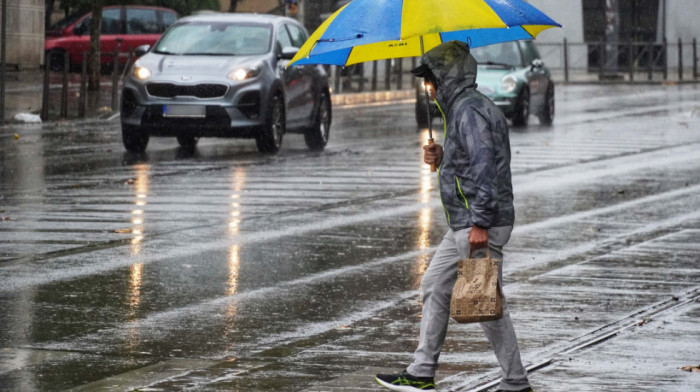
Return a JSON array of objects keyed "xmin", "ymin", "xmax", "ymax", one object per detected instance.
[
  {"xmin": 132, "ymin": 64, "xmax": 152, "ymax": 81},
  {"xmin": 228, "ymin": 66, "xmax": 261, "ymax": 81},
  {"xmin": 500, "ymin": 75, "xmax": 517, "ymax": 93}
]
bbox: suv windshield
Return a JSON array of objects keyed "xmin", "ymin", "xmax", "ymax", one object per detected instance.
[
  {"xmin": 471, "ymin": 42, "xmax": 522, "ymax": 67},
  {"xmin": 154, "ymin": 22, "xmax": 272, "ymax": 56}
]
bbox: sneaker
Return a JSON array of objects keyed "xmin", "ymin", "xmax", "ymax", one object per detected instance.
[
  {"xmin": 495, "ymin": 388, "xmax": 534, "ymax": 392},
  {"xmin": 375, "ymin": 370, "xmax": 436, "ymax": 391}
]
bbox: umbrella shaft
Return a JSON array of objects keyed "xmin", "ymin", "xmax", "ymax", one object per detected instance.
[{"xmin": 424, "ymin": 90, "xmax": 433, "ymax": 140}]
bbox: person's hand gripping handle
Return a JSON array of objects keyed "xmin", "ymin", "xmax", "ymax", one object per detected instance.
[
  {"xmin": 423, "ymin": 139, "xmax": 443, "ymax": 172},
  {"xmin": 428, "ymin": 139, "xmax": 436, "ymax": 172}
]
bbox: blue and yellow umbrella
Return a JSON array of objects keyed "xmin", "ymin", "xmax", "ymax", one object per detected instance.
[{"xmin": 289, "ymin": 0, "xmax": 561, "ymax": 67}]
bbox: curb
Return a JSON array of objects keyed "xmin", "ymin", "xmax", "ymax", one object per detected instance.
[
  {"xmin": 331, "ymin": 90, "xmax": 414, "ymax": 106},
  {"xmin": 1, "ymin": 90, "xmax": 416, "ymax": 129}
]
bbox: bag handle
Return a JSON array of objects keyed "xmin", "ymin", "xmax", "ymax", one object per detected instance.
[{"xmin": 468, "ymin": 246, "xmax": 490, "ymax": 260}]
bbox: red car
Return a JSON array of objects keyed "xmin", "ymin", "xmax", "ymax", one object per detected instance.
[{"xmin": 45, "ymin": 5, "xmax": 178, "ymax": 71}]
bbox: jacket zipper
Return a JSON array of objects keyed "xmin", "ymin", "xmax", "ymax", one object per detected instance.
[{"xmin": 434, "ymin": 99, "xmax": 451, "ymax": 224}]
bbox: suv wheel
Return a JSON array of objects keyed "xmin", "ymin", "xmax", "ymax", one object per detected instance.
[
  {"xmin": 122, "ymin": 123, "xmax": 149, "ymax": 153},
  {"xmin": 538, "ymin": 83, "xmax": 555, "ymax": 126},
  {"xmin": 511, "ymin": 88, "xmax": 530, "ymax": 127},
  {"xmin": 47, "ymin": 49, "xmax": 67, "ymax": 72},
  {"xmin": 304, "ymin": 92, "xmax": 331, "ymax": 151},
  {"xmin": 256, "ymin": 94, "xmax": 285, "ymax": 153},
  {"xmin": 177, "ymin": 135, "xmax": 199, "ymax": 149}
]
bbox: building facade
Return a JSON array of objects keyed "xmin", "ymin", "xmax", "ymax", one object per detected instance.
[
  {"xmin": 0, "ymin": 0, "xmax": 44, "ymax": 69},
  {"xmin": 529, "ymin": 0, "xmax": 700, "ymax": 70}
]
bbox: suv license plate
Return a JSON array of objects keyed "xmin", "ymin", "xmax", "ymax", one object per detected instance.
[{"xmin": 163, "ymin": 105, "xmax": 206, "ymax": 118}]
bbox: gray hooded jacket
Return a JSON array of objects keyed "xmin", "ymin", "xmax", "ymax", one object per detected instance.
[{"xmin": 421, "ymin": 41, "xmax": 514, "ymax": 230}]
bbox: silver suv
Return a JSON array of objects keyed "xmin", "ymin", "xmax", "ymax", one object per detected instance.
[{"xmin": 121, "ymin": 13, "xmax": 331, "ymax": 153}]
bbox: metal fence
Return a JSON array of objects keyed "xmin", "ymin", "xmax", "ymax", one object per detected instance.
[
  {"xmin": 2, "ymin": 39, "xmax": 698, "ymax": 124},
  {"xmin": 38, "ymin": 49, "xmax": 134, "ymax": 122},
  {"xmin": 328, "ymin": 38, "xmax": 699, "ymax": 93}
]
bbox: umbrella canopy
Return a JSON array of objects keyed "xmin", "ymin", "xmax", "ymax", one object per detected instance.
[{"xmin": 289, "ymin": 0, "xmax": 561, "ymax": 67}]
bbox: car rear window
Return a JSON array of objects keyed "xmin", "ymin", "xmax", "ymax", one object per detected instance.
[{"xmin": 154, "ymin": 22, "xmax": 272, "ymax": 56}]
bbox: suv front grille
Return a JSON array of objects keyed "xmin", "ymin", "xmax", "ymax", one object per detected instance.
[{"xmin": 146, "ymin": 83, "xmax": 228, "ymax": 98}]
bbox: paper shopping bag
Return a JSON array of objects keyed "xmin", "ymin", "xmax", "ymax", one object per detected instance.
[{"xmin": 450, "ymin": 248, "xmax": 503, "ymax": 323}]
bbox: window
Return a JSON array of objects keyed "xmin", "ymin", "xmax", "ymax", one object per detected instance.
[
  {"xmin": 285, "ymin": 24, "xmax": 307, "ymax": 48},
  {"xmin": 277, "ymin": 25, "xmax": 293, "ymax": 50},
  {"xmin": 101, "ymin": 8, "xmax": 122, "ymax": 35},
  {"xmin": 77, "ymin": 8, "xmax": 122, "ymax": 35},
  {"xmin": 155, "ymin": 22, "xmax": 272, "ymax": 56},
  {"xmin": 126, "ymin": 8, "xmax": 160, "ymax": 34},
  {"xmin": 161, "ymin": 11, "xmax": 178, "ymax": 32},
  {"xmin": 471, "ymin": 42, "xmax": 521, "ymax": 67},
  {"xmin": 519, "ymin": 41, "xmax": 540, "ymax": 65}
]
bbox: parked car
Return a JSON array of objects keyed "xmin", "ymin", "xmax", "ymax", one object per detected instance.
[
  {"xmin": 120, "ymin": 13, "xmax": 332, "ymax": 153},
  {"xmin": 415, "ymin": 40, "xmax": 554, "ymax": 128},
  {"xmin": 45, "ymin": 5, "xmax": 178, "ymax": 71}
]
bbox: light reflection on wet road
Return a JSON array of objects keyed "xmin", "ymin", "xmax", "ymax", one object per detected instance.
[{"xmin": 1, "ymin": 84, "xmax": 699, "ymax": 391}]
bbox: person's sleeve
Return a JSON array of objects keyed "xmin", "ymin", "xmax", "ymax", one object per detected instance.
[{"xmin": 457, "ymin": 106, "xmax": 497, "ymax": 229}]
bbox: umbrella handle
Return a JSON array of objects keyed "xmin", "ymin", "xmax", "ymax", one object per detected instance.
[{"xmin": 423, "ymin": 86, "xmax": 436, "ymax": 172}]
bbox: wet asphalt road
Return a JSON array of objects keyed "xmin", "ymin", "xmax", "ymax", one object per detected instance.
[{"xmin": 1, "ymin": 84, "xmax": 700, "ymax": 391}]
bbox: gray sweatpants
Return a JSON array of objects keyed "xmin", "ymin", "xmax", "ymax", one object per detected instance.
[{"xmin": 407, "ymin": 226, "xmax": 530, "ymax": 391}]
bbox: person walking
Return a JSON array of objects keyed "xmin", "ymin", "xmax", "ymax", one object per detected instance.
[{"xmin": 375, "ymin": 41, "xmax": 532, "ymax": 392}]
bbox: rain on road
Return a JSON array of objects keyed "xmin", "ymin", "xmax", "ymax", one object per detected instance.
[{"xmin": 1, "ymin": 83, "xmax": 699, "ymax": 391}]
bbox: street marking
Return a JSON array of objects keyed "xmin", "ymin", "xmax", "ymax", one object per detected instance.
[
  {"xmin": 66, "ymin": 358, "xmax": 219, "ymax": 391},
  {"xmin": 36, "ymin": 190, "xmax": 700, "ymax": 364},
  {"xmin": 2, "ymin": 143, "xmax": 699, "ymax": 292},
  {"xmin": 450, "ymin": 287, "xmax": 700, "ymax": 392}
]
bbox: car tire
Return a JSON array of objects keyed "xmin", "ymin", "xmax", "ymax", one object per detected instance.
[
  {"xmin": 511, "ymin": 88, "xmax": 530, "ymax": 127},
  {"xmin": 416, "ymin": 101, "xmax": 430, "ymax": 129},
  {"xmin": 256, "ymin": 94, "xmax": 285, "ymax": 153},
  {"xmin": 538, "ymin": 83, "xmax": 555, "ymax": 126},
  {"xmin": 304, "ymin": 92, "xmax": 331, "ymax": 151},
  {"xmin": 122, "ymin": 123, "xmax": 149, "ymax": 153},
  {"xmin": 47, "ymin": 49, "xmax": 67, "ymax": 72},
  {"xmin": 177, "ymin": 135, "xmax": 198, "ymax": 149}
]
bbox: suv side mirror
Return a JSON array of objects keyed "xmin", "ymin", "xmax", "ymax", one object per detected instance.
[
  {"xmin": 135, "ymin": 45, "xmax": 151, "ymax": 57},
  {"xmin": 279, "ymin": 46, "xmax": 299, "ymax": 60},
  {"xmin": 531, "ymin": 59, "xmax": 544, "ymax": 69}
]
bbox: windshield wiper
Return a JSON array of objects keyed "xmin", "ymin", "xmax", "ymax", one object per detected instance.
[
  {"xmin": 153, "ymin": 50, "xmax": 180, "ymax": 55},
  {"xmin": 480, "ymin": 61, "xmax": 513, "ymax": 68}
]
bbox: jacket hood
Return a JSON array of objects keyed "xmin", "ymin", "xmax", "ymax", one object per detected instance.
[{"xmin": 419, "ymin": 41, "xmax": 477, "ymax": 109}]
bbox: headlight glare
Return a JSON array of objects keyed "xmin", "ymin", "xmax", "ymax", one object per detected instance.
[
  {"xmin": 228, "ymin": 66, "xmax": 261, "ymax": 81},
  {"xmin": 500, "ymin": 75, "xmax": 517, "ymax": 93},
  {"xmin": 133, "ymin": 65, "xmax": 151, "ymax": 81}
]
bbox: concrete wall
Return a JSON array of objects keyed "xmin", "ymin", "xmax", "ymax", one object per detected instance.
[
  {"xmin": 524, "ymin": 0, "xmax": 586, "ymax": 70},
  {"xmin": 0, "ymin": 0, "xmax": 44, "ymax": 69},
  {"xmin": 663, "ymin": 0, "xmax": 700, "ymax": 41},
  {"xmin": 525, "ymin": 0, "xmax": 700, "ymax": 71},
  {"xmin": 663, "ymin": 0, "xmax": 699, "ymax": 68},
  {"xmin": 527, "ymin": 0, "xmax": 583, "ymax": 44}
]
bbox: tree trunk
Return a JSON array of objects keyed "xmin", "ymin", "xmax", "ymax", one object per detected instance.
[
  {"xmin": 229, "ymin": 0, "xmax": 238, "ymax": 12},
  {"xmin": 88, "ymin": 0, "xmax": 103, "ymax": 91}
]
